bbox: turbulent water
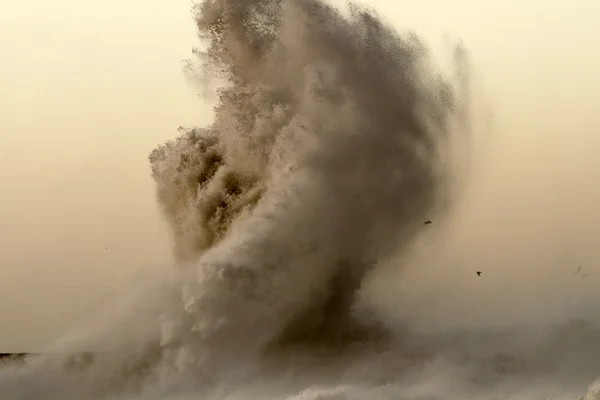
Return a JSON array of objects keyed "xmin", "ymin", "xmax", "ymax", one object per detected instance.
[{"xmin": 1, "ymin": 0, "xmax": 600, "ymax": 399}]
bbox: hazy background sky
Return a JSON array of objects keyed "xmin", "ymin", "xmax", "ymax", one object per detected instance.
[{"xmin": 1, "ymin": 0, "xmax": 599, "ymax": 351}]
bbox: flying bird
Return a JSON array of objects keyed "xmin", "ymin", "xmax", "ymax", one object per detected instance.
[
  {"xmin": 424, "ymin": 220, "xmax": 432, "ymax": 225},
  {"xmin": 476, "ymin": 271, "xmax": 482, "ymax": 276}
]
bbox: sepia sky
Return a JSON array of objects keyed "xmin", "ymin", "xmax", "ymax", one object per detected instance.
[{"xmin": 1, "ymin": 0, "xmax": 599, "ymax": 351}]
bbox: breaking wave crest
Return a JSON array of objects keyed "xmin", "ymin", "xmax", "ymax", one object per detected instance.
[
  {"xmin": 148, "ymin": 0, "xmax": 470, "ymax": 353},
  {"xmin": 1, "ymin": 0, "xmax": 599, "ymax": 399}
]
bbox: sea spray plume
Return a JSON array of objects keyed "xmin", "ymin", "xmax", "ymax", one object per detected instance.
[{"xmin": 150, "ymin": 0, "xmax": 472, "ymax": 362}]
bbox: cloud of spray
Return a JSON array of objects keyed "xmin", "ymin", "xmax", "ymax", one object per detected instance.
[
  {"xmin": 1, "ymin": 0, "xmax": 600, "ymax": 399},
  {"xmin": 148, "ymin": 0, "xmax": 470, "ymax": 354}
]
